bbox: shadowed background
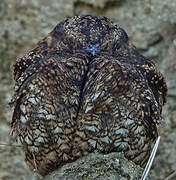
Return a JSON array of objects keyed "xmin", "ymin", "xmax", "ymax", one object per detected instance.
[{"xmin": 0, "ymin": 0, "xmax": 175, "ymax": 179}]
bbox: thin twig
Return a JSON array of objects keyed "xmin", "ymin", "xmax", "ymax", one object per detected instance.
[
  {"xmin": 164, "ymin": 171, "xmax": 176, "ymax": 180},
  {"xmin": 0, "ymin": 143, "xmax": 22, "ymax": 147},
  {"xmin": 141, "ymin": 136, "xmax": 161, "ymax": 180}
]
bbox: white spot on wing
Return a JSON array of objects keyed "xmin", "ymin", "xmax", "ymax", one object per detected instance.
[
  {"xmin": 115, "ymin": 128, "xmax": 129, "ymax": 136},
  {"xmin": 20, "ymin": 104, "xmax": 26, "ymax": 114},
  {"xmin": 37, "ymin": 114, "xmax": 45, "ymax": 118},
  {"xmin": 29, "ymin": 84, "xmax": 35, "ymax": 91},
  {"xmin": 24, "ymin": 136, "xmax": 31, "ymax": 145},
  {"xmin": 28, "ymin": 97, "xmax": 38, "ymax": 105},
  {"xmin": 85, "ymin": 126, "xmax": 99, "ymax": 132},
  {"xmin": 92, "ymin": 92, "xmax": 101, "ymax": 101},
  {"xmin": 35, "ymin": 137, "xmax": 45, "ymax": 143},
  {"xmin": 46, "ymin": 114, "xmax": 55, "ymax": 120},
  {"xmin": 85, "ymin": 106, "xmax": 93, "ymax": 113},
  {"xmin": 20, "ymin": 116, "xmax": 27, "ymax": 123},
  {"xmin": 124, "ymin": 119, "xmax": 134, "ymax": 127},
  {"xmin": 52, "ymin": 127, "xmax": 63, "ymax": 134},
  {"xmin": 100, "ymin": 136, "xmax": 112, "ymax": 144},
  {"xmin": 38, "ymin": 108, "xmax": 47, "ymax": 114},
  {"xmin": 29, "ymin": 146, "xmax": 38, "ymax": 153},
  {"xmin": 114, "ymin": 141, "xmax": 128, "ymax": 150}
]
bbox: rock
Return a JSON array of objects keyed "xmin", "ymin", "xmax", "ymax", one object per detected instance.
[
  {"xmin": 45, "ymin": 152, "xmax": 147, "ymax": 180},
  {"xmin": 162, "ymin": 45, "xmax": 176, "ymax": 96},
  {"xmin": 0, "ymin": 0, "xmax": 74, "ymax": 73},
  {"xmin": 151, "ymin": 0, "xmax": 176, "ymax": 24}
]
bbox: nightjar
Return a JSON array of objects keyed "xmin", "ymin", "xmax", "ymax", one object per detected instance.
[{"xmin": 10, "ymin": 15, "xmax": 167, "ymax": 177}]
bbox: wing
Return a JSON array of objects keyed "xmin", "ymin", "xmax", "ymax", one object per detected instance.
[
  {"xmin": 13, "ymin": 30, "xmax": 70, "ymax": 81},
  {"xmin": 76, "ymin": 55, "xmax": 161, "ymax": 167},
  {"xmin": 10, "ymin": 55, "xmax": 86, "ymax": 176},
  {"xmin": 127, "ymin": 48, "xmax": 167, "ymax": 111}
]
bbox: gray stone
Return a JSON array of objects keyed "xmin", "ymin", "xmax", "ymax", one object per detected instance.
[{"xmin": 45, "ymin": 152, "xmax": 147, "ymax": 180}]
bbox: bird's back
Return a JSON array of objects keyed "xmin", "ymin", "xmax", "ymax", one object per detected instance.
[{"xmin": 10, "ymin": 15, "xmax": 167, "ymax": 177}]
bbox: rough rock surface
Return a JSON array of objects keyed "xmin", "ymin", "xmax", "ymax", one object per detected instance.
[
  {"xmin": 45, "ymin": 152, "xmax": 145, "ymax": 180},
  {"xmin": 0, "ymin": 0, "xmax": 176, "ymax": 180}
]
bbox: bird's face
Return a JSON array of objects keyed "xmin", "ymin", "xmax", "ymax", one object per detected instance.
[{"xmin": 53, "ymin": 15, "xmax": 129, "ymax": 56}]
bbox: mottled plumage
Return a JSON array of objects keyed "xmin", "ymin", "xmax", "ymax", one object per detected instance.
[{"xmin": 10, "ymin": 15, "xmax": 167, "ymax": 176}]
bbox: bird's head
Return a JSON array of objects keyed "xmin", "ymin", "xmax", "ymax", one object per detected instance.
[{"xmin": 52, "ymin": 15, "xmax": 129, "ymax": 56}]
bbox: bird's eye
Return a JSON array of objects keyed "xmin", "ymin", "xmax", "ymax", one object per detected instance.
[{"xmin": 119, "ymin": 27, "xmax": 128, "ymax": 43}]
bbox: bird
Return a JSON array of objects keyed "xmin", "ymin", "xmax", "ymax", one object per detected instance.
[{"xmin": 10, "ymin": 15, "xmax": 167, "ymax": 177}]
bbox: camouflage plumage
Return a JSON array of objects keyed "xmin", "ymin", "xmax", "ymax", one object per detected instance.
[{"xmin": 10, "ymin": 15, "xmax": 167, "ymax": 176}]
